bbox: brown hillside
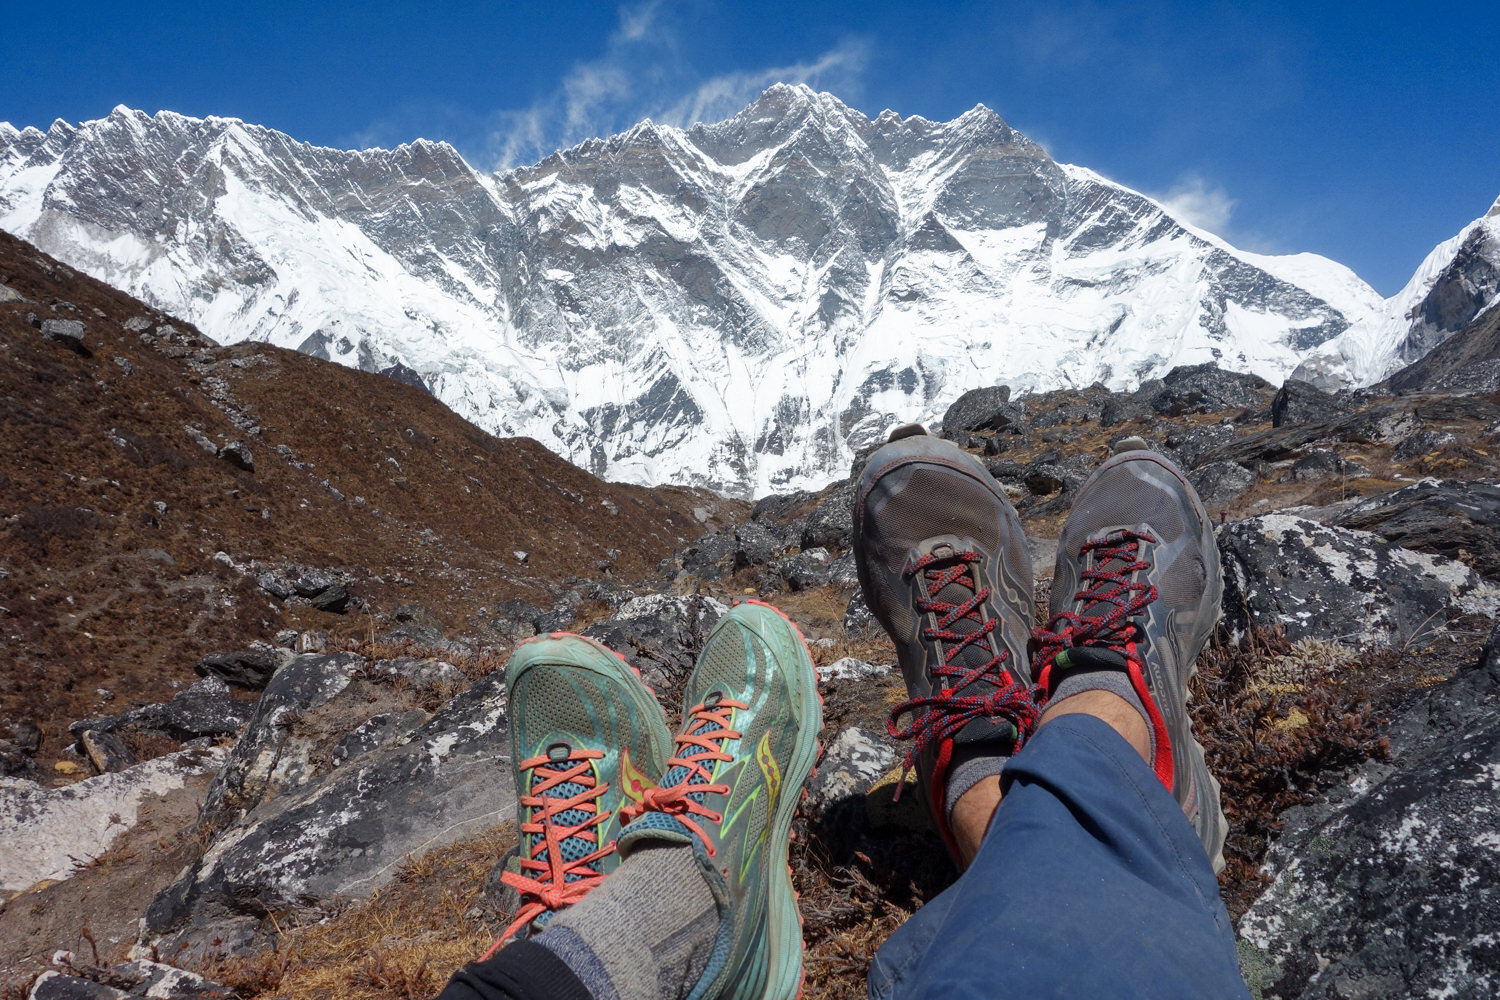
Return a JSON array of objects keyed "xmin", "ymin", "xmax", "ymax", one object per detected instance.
[{"xmin": 0, "ymin": 229, "xmax": 738, "ymax": 775}]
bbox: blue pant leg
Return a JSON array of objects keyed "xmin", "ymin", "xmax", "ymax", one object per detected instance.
[{"xmin": 869, "ymin": 714, "xmax": 1248, "ymax": 999}]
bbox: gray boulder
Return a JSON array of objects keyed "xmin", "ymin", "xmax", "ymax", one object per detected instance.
[
  {"xmin": 217, "ymin": 441, "xmax": 253, "ymax": 472},
  {"xmin": 1282, "ymin": 449, "xmax": 1365, "ymax": 484},
  {"xmin": 198, "ymin": 652, "xmax": 366, "ymax": 828},
  {"xmin": 581, "ymin": 594, "xmax": 728, "ymax": 710},
  {"xmin": 330, "ymin": 710, "xmax": 430, "ymax": 767},
  {"xmin": 31, "ymin": 960, "xmax": 235, "ymax": 1000},
  {"xmin": 1218, "ymin": 514, "xmax": 1500, "ymax": 644},
  {"xmin": 69, "ymin": 676, "xmax": 248, "ymax": 744},
  {"xmin": 2, "ymin": 746, "xmax": 227, "ymax": 893},
  {"xmin": 844, "ymin": 589, "xmax": 878, "ymax": 637},
  {"xmin": 1337, "ymin": 404, "xmax": 1419, "ymax": 445},
  {"xmin": 779, "ymin": 549, "xmax": 832, "ymax": 592},
  {"xmin": 1392, "ymin": 429, "xmax": 1458, "ymax": 461},
  {"xmin": 1164, "ymin": 422, "xmax": 1234, "ymax": 468},
  {"xmin": 941, "ymin": 385, "xmax": 1024, "ymax": 435},
  {"xmin": 1152, "ymin": 364, "xmax": 1275, "ymax": 416},
  {"xmin": 1101, "ymin": 378, "xmax": 1165, "ymax": 426},
  {"xmin": 193, "ymin": 647, "xmax": 288, "ymax": 689},
  {"xmin": 40, "ymin": 318, "xmax": 86, "ymax": 352},
  {"xmin": 142, "ymin": 666, "xmax": 513, "ymax": 961},
  {"xmin": 1333, "ymin": 479, "xmax": 1500, "ymax": 581},
  {"xmin": 1271, "ymin": 379, "xmax": 1350, "ymax": 428},
  {"xmin": 489, "ymin": 598, "xmax": 545, "ymax": 643},
  {"xmin": 733, "ymin": 519, "xmax": 784, "ymax": 568},
  {"xmin": 78, "ymin": 729, "xmax": 135, "ymax": 773},
  {"xmin": 681, "ymin": 531, "xmax": 736, "ymax": 581},
  {"xmin": 828, "ymin": 551, "xmax": 859, "ymax": 587},
  {"xmin": 804, "ymin": 726, "xmax": 900, "ymax": 819},
  {"xmin": 800, "ymin": 483, "xmax": 855, "ymax": 551},
  {"xmin": 1238, "ymin": 629, "xmax": 1500, "ymax": 999},
  {"xmin": 29, "ymin": 973, "xmax": 129, "ymax": 1000},
  {"xmin": 1188, "ymin": 460, "xmax": 1254, "ymax": 509}
]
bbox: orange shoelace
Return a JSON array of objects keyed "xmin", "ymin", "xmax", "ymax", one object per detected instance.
[
  {"xmin": 618, "ymin": 696, "xmax": 747, "ymax": 858},
  {"xmin": 483, "ymin": 747, "xmax": 611, "ymax": 959}
]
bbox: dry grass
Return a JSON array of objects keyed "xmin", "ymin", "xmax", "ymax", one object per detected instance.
[
  {"xmin": 197, "ymin": 825, "xmax": 513, "ymax": 1000},
  {"xmin": 1189, "ymin": 628, "xmax": 1406, "ymax": 917}
]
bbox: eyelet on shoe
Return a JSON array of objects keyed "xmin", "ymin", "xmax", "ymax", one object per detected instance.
[{"xmin": 547, "ymin": 741, "xmax": 572, "ymax": 762}]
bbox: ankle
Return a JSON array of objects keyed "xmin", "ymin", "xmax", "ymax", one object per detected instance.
[
  {"xmin": 948, "ymin": 776, "xmax": 1002, "ymax": 866},
  {"xmin": 1039, "ymin": 689, "xmax": 1150, "ymax": 762}
]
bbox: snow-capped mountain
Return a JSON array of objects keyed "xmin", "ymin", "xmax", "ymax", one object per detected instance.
[
  {"xmin": 1310, "ymin": 195, "xmax": 1500, "ymax": 386},
  {"xmin": 0, "ymin": 84, "xmax": 1422, "ymax": 496}
]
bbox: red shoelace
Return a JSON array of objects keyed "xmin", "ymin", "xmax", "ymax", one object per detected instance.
[
  {"xmin": 485, "ymin": 747, "xmax": 611, "ymax": 958},
  {"xmin": 617, "ymin": 696, "xmax": 747, "ymax": 858},
  {"xmin": 1033, "ymin": 530, "xmax": 1160, "ymax": 682},
  {"xmin": 887, "ymin": 550, "xmax": 1042, "ymax": 787}
]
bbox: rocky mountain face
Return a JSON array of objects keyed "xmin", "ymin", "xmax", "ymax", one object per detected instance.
[
  {"xmin": 1, "ymin": 84, "xmax": 1441, "ymax": 497},
  {"xmin": 4, "ymin": 226, "xmax": 1499, "ymax": 999},
  {"xmin": 1301, "ymin": 194, "xmax": 1500, "ymax": 389}
]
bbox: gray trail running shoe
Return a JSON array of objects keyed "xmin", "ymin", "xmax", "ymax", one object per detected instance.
[
  {"xmin": 852, "ymin": 426, "xmax": 1040, "ymax": 857},
  {"xmin": 616, "ymin": 600, "xmax": 822, "ymax": 1000},
  {"xmin": 487, "ymin": 632, "xmax": 674, "ymax": 955},
  {"xmin": 1033, "ymin": 449, "xmax": 1228, "ymax": 871}
]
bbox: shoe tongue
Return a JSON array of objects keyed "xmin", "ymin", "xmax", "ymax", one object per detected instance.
[
  {"xmin": 531, "ymin": 759, "xmax": 599, "ymax": 879},
  {"xmin": 1057, "ymin": 646, "xmax": 1129, "ymax": 672},
  {"xmin": 661, "ymin": 697, "xmax": 725, "ymax": 799}
]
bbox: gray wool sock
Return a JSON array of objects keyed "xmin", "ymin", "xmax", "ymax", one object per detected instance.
[
  {"xmin": 943, "ymin": 751, "xmax": 1008, "ymax": 823},
  {"xmin": 535, "ymin": 844, "xmax": 718, "ymax": 1000},
  {"xmin": 1050, "ymin": 666, "xmax": 1156, "ymax": 762}
]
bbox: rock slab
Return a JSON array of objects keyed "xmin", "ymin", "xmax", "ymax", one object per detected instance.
[
  {"xmin": 0, "ymin": 746, "xmax": 226, "ymax": 892},
  {"xmin": 1238, "ymin": 630, "xmax": 1500, "ymax": 998},
  {"xmin": 1218, "ymin": 514, "xmax": 1500, "ymax": 644}
]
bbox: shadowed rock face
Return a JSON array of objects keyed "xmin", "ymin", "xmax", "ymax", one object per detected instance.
[
  {"xmin": 1, "ymin": 88, "xmax": 1376, "ymax": 497},
  {"xmin": 142, "ymin": 663, "xmax": 513, "ymax": 962},
  {"xmin": 1385, "ymin": 301, "xmax": 1500, "ymax": 395}
]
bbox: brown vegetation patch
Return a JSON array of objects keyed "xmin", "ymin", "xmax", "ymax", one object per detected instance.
[{"xmin": 0, "ymin": 230, "xmax": 723, "ymax": 778}]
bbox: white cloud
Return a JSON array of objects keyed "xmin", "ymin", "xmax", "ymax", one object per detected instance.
[
  {"xmin": 659, "ymin": 40, "xmax": 870, "ymax": 128},
  {"xmin": 473, "ymin": 5, "xmax": 869, "ymax": 170},
  {"xmin": 1155, "ymin": 173, "xmax": 1236, "ymax": 234},
  {"xmin": 617, "ymin": 0, "xmax": 660, "ymax": 42}
]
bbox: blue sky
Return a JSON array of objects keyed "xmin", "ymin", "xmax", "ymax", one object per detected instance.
[{"xmin": 4, "ymin": 1, "xmax": 1497, "ymax": 295}]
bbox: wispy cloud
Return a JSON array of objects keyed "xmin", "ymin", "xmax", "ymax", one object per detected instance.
[
  {"xmin": 658, "ymin": 41, "xmax": 868, "ymax": 129},
  {"xmin": 469, "ymin": 4, "xmax": 868, "ymax": 171},
  {"xmin": 1155, "ymin": 173, "xmax": 1236, "ymax": 235}
]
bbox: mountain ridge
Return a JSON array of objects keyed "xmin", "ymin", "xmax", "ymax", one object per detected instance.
[{"xmin": 2, "ymin": 85, "xmax": 1493, "ymax": 496}]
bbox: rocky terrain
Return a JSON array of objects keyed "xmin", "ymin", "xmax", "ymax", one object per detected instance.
[{"xmin": 3, "ymin": 226, "xmax": 1500, "ymax": 999}]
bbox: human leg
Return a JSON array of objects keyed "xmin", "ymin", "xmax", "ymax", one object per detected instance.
[
  {"xmin": 866, "ymin": 446, "xmax": 1246, "ymax": 998},
  {"xmin": 438, "ymin": 601, "xmax": 822, "ymax": 1000}
]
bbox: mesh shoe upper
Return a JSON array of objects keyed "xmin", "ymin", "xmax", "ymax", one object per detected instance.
[
  {"xmin": 853, "ymin": 431, "xmax": 1039, "ymax": 856},
  {"xmin": 490, "ymin": 633, "xmax": 673, "ymax": 954},
  {"xmin": 617, "ymin": 601, "xmax": 822, "ymax": 1000},
  {"xmin": 1034, "ymin": 450, "xmax": 1227, "ymax": 869}
]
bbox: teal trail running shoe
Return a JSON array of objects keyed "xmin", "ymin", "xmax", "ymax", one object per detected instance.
[
  {"xmin": 617, "ymin": 601, "xmax": 823, "ymax": 1000},
  {"xmin": 483, "ymin": 632, "xmax": 673, "ymax": 957}
]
